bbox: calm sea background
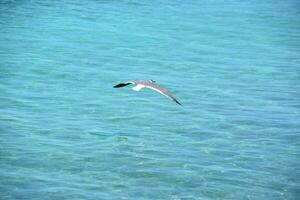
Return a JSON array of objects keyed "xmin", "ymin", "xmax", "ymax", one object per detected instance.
[{"xmin": 1, "ymin": 0, "xmax": 299, "ymax": 199}]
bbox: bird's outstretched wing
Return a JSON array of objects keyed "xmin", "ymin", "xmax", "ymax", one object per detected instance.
[{"xmin": 145, "ymin": 83, "xmax": 182, "ymax": 106}]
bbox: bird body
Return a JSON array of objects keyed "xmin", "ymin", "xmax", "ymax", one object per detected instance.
[
  {"xmin": 114, "ymin": 80, "xmax": 182, "ymax": 106},
  {"xmin": 132, "ymin": 84, "xmax": 145, "ymax": 91}
]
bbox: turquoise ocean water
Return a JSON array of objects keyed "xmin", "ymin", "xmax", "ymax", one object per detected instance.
[{"xmin": 1, "ymin": 0, "xmax": 300, "ymax": 199}]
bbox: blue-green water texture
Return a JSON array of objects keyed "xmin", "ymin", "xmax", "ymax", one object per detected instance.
[{"xmin": 1, "ymin": 0, "xmax": 300, "ymax": 199}]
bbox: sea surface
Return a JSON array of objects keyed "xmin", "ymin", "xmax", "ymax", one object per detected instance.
[{"xmin": 0, "ymin": 0, "xmax": 299, "ymax": 199}]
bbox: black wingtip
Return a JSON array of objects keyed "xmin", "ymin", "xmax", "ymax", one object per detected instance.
[
  {"xmin": 174, "ymin": 99, "xmax": 182, "ymax": 106},
  {"xmin": 113, "ymin": 83, "xmax": 131, "ymax": 88}
]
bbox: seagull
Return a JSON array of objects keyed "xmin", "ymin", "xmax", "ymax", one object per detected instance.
[{"xmin": 113, "ymin": 80, "xmax": 182, "ymax": 106}]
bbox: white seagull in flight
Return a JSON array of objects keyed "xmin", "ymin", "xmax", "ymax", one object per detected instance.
[{"xmin": 113, "ymin": 80, "xmax": 182, "ymax": 106}]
